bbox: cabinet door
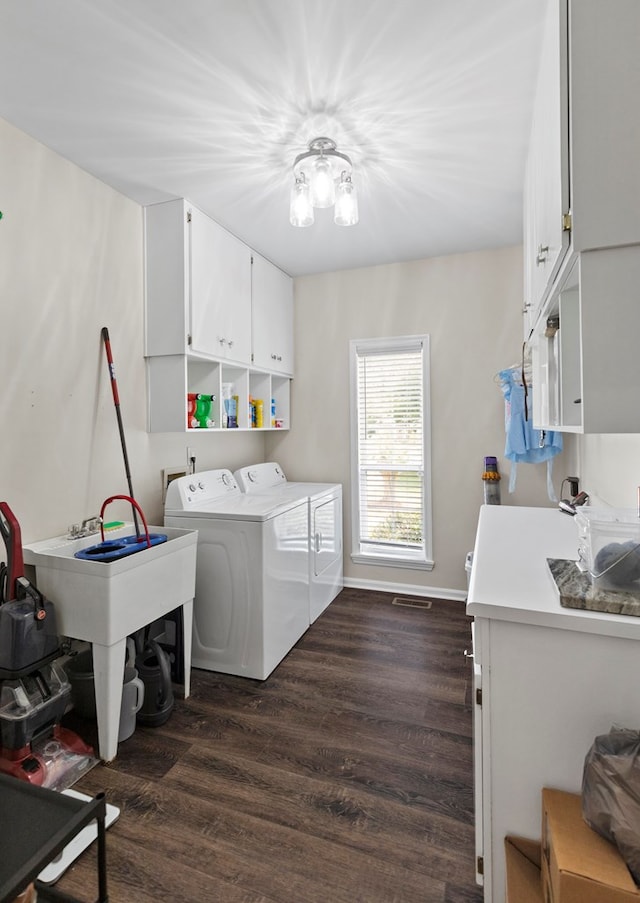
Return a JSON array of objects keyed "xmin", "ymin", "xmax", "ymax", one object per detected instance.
[
  {"xmin": 189, "ymin": 207, "xmax": 251, "ymax": 364},
  {"xmin": 524, "ymin": 0, "xmax": 570, "ymax": 317},
  {"xmin": 251, "ymin": 253, "xmax": 294, "ymax": 376}
]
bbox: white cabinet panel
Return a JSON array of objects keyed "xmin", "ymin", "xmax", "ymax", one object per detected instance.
[
  {"xmin": 251, "ymin": 252, "xmax": 293, "ymax": 376},
  {"xmin": 523, "ymin": 0, "xmax": 568, "ymax": 327},
  {"xmin": 189, "ymin": 206, "xmax": 251, "ymax": 364}
]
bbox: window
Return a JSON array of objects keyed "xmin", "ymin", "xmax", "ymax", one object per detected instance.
[{"xmin": 349, "ymin": 335, "xmax": 433, "ymax": 569}]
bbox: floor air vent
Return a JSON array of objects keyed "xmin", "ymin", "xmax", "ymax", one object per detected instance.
[{"xmin": 391, "ymin": 597, "xmax": 433, "ymax": 610}]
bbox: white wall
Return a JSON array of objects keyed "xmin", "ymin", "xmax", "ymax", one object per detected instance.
[
  {"xmin": 267, "ymin": 248, "xmax": 568, "ymax": 595},
  {"xmin": 0, "ymin": 117, "xmax": 264, "ymax": 543}
]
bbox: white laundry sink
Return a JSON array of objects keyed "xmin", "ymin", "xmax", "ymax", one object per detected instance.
[
  {"xmin": 23, "ymin": 525, "xmax": 197, "ymax": 646},
  {"xmin": 22, "ymin": 525, "xmax": 197, "ymax": 762}
]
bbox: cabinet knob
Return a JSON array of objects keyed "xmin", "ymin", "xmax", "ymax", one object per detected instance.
[{"xmin": 536, "ymin": 244, "xmax": 549, "ymax": 265}]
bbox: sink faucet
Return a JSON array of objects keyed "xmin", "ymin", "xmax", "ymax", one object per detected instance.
[{"xmin": 67, "ymin": 516, "xmax": 102, "ymax": 539}]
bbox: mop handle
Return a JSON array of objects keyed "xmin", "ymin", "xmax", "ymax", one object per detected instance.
[{"xmin": 101, "ymin": 327, "xmax": 141, "ymax": 537}]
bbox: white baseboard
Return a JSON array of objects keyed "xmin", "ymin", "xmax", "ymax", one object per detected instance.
[{"xmin": 342, "ymin": 576, "xmax": 467, "ymax": 602}]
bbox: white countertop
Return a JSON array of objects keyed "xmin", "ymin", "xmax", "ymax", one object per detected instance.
[{"xmin": 466, "ymin": 505, "xmax": 640, "ymax": 640}]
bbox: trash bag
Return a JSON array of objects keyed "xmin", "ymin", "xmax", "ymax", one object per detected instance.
[{"xmin": 582, "ymin": 726, "xmax": 640, "ymax": 885}]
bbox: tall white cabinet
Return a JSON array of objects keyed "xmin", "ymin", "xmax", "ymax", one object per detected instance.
[
  {"xmin": 144, "ymin": 199, "xmax": 293, "ymax": 432},
  {"xmin": 467, "ymin": 505, "xmax": 640, "ymax": 903},
  {"xmin": 523, "ymin": 0, "xmax": 640, "ymax": 431}
]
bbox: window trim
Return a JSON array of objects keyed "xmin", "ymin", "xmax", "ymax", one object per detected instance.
[{"xmin": 349, "ymin": 335, "xmax": 433, "ymax": 570}]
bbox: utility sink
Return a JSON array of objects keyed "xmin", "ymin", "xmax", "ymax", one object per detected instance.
[
  {"xmin": 22, "ymin": 525, "xmax": 197, "ymax": 762},
  {"xmin": 23, "ymin": 525, "xmax": 196, "ymax": 646}
]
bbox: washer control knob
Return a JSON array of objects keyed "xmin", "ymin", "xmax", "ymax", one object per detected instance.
[
  {"xmin": 189, "ymin": 483, "xmax": 196, "ymax": 492},
  {"xmin": 198, "ymin": 481, "xmax": 204, "ymax": 490}
]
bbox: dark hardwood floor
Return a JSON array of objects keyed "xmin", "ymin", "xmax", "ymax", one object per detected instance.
[{"xmin": 55, "ymin": 588, "xmax": 482, "ymax": 903}]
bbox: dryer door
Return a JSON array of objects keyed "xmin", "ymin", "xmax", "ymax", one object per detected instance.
[{"xmin": 312, "ymin": 495, "xmax": 341, "ymax": 576}]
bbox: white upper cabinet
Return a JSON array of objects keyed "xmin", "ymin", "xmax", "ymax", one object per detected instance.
[
  {"xmin": 251, "ymin": 252, "xmax": 293, "ymax": 377},
  {"xmin": 144, "ymin": 199, "xmax": 293, "ymax": 433},
  {"xmin": 145, "ymin": 199, "xmax": 251, "ymax": 366},
  {"xmin": 523, "ymin": 0, "xmax": 640, "ymax": 329},
  {"xmin": 522, "ymin": 0, "xmax": 567, "ymax": 332},
  {"xmin": 189, "ymin": 205, "xmax": 251, "ymax": 364}
]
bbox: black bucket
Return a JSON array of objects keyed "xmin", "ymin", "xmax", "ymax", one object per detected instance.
[{"xmin": 65, "ymin": 648, "xmax": 96, "ymax": 719}]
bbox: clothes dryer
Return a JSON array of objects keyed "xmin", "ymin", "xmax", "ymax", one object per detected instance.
[
  {"xmin": 164, "ymin": 469, "xmax": 309, "ymax": 680},
  {"xmin": 233, "ymin": 463, "xmax": 343, "ymax": 622}
]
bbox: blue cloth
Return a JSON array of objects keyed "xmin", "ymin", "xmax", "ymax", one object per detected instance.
[{"xmin": 498, "ymin": 368, "xmax": 562, "ymax": 498}]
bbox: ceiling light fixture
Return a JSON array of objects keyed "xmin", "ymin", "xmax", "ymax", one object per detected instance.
[{"xmin": 290, "ymin": 137, "xmax": 359, "ymax": 228}]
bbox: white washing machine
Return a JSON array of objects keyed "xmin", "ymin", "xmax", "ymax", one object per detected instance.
[
  {"xmin": 233, "ymin": 462, "xmax": 343, "ymax": 622},
  {"xmin": 164, "ymin": 468, "xmax": 309, "ymax": 680}
]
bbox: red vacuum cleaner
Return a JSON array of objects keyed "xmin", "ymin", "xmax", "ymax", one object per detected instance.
[{"xmin": 0, "ymin": 503, "xmax": 94, "ymax": 784}]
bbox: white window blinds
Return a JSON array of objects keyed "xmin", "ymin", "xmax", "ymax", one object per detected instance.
[{"xmin": 354, "ymin": 338, "xmax": 426, "ymax": 555}]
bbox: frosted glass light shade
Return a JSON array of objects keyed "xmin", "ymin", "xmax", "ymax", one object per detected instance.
[
  {"xmin": 309, "ymin": 157, "xmax": 335, "ymax": 208},
  {"xmin": 334, "ymin": 175, "xmax": 359, "ymax": 226},
  {"xmin": 290, "ymin": 177, "xmax": 314, "ymax": 227},
  {"xmin": 290, "ymin": 137, "xmax": 358, "ymax": 227}
]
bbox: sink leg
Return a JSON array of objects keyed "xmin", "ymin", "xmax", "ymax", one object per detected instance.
[
  {"xmin": 182, "ymin": 598, "xmax": 193, "ymax": 698},
  {"xmin": 92, "ymin": 639, "xmax": 126, "ymax": 762}
]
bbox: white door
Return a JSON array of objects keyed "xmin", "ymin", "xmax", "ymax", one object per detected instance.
[
  {"xmin": 312, "ymin": 496, "xmax": 341, "ymax": 577},
  {"xmin": 189, "ymin": 206, "xmax": 251, "ymax": 363},
  {"xmin": 526, "ymin": 0, "xmax": 570, "ymax": 315},
  {"xmin": 251, "ymin": 252, "xmax": 294, "ymax": 376}
]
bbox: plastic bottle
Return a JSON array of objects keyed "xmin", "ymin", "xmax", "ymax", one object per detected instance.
[
  {"xmin": 255, "ymin": 399, "xmax": 264, "ymax": 428},
  {"xmin": 195, "ymin": 393, "xmax": 215, "ymax": 428},
  {"xmin": 482, "ymin": 456, "xmax": 501, "ymax": 505},
  {"xmin": 187, "ymin": 393, "xmax": 198, "ymax": 429},
  {"xmin": 271, "ymin": 398, "xmax": 276, "ymax": 428}
]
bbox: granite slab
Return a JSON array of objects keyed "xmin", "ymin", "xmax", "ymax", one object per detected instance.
[{"xmin": 547, "ymin": 558, "xmax": 640, "ymax": 617}]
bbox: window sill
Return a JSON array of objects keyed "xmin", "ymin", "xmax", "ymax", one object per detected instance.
[{"xmin": 351, "ymin": 552, "xmax": 434, "ymax": 571}]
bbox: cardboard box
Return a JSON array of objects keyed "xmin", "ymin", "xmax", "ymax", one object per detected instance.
[
  {"xmin": 505, "ymin": 835, "xmax": 544, "ymax": 903},
  {"xmin": 542, "ymin": 788, "xmax": 640, "ymax": 903}
]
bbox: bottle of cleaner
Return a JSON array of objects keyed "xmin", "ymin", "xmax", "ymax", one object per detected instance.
[{"xmin": 482, "ymin": 456, "xmax": 501, "ymax": 505}]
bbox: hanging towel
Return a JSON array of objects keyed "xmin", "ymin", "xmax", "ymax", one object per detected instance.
[{"xmin": 498, "ymin": 368, "xmax": 562, "ymax": 501}]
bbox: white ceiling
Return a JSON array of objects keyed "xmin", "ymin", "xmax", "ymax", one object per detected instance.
[{"xmin": 0, "ymin": 0, "xmax": 545, "ymax": 277}]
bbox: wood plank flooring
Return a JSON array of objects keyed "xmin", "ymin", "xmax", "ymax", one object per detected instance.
[{"xmin": 54, "ymin": 588, "xmax": 482, "ymax": 903}]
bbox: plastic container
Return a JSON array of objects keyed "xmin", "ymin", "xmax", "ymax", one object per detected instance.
[
  {"xmin": 255, "ymin": 399, "xmax": 264, "ymax": 428},
  {"xmin": 0, "ymin": 595, "xmax": 60, "ymax": 674},
  {"xmin": 64, "ymin": 648, "xmax": 97, "ymax": 718},
  {"xmin": 482, "ymin": 456, "xmax": 501, "ymax": 505},
  {"xmin": 194, "ymin": 393, "xmax": 215, "ymax": 428},
  {"xmin": 66, "ymin": 648, "xmax": 145, "ymax": 742},
  {"xmin": 0, "ymin": 661, "xmax": 71, "ymax": 749},
  {"xmin": 575, "ymin": 507, "xmax": 640, "ymax": 591}
]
